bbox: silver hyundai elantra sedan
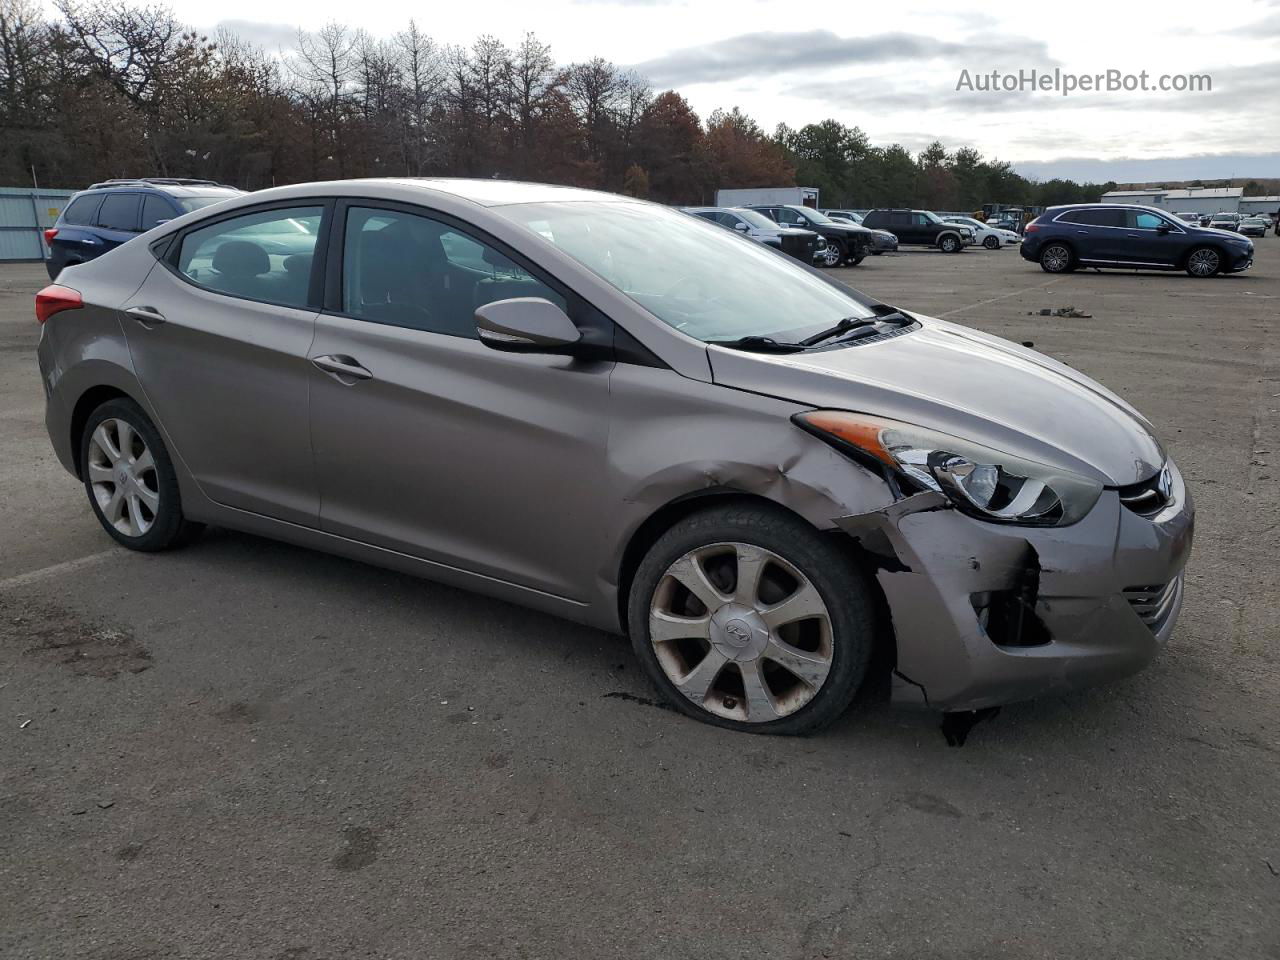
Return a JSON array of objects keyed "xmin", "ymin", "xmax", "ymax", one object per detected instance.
[{"xmin": 35, "ymin": 179, "xmax": 1194, "ymax": 734}]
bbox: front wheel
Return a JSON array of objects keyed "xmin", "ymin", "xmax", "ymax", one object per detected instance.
[
  {"xmin": 628, "ymin": 503, "xmax": 876, "ymax": 735},
  {"xmin": 938, "ymin": 235, "xmax": 961, "ymax": 253},
  {"xmin": 1185, "ymin": 246, "xmax": 1221, "ymax": 278},
  {"xmin": 818, "ymin": 242, "xmax": 844, "ymax": 267},
  {"xmin": 1040, "ymin": 243, "xmax": 1073, "ymax": 273},
  {"xmin": 983, "ymin": 235, "xmax": 1000, "ymax": 249},
  {"xmin": 80, "ymin": 398, "xmax": 204, "ymax": 551}
]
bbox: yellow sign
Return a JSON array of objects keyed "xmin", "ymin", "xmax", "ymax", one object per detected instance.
[{"xmin": 47, "ymin": 208, "xmax": 60, "ymax": 217}]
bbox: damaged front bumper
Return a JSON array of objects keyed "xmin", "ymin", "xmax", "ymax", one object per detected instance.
[{"xmin": 835, "ymin": 461, "xmax": 1194, "ymax": 712}]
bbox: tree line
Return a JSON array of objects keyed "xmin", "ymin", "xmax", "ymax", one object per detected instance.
[{"xmin": 0, "ymin": 0, "xmax": 1117, "ymax": 208}]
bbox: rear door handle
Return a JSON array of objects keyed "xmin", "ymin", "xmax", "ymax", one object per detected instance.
[
  {"xmin": 311, "ymin": 354, "xmax": 373, "ymax": 382},
  {"xmin": 125, "ymin": 305, "xmax": 166, "ymax": 326},
  {"xmin": 1075, "ymin": 229, "xmax": 1089, "ymax": 235}
]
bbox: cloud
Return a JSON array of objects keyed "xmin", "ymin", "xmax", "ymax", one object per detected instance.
[
  {"xmin": 632, "ymin": 29, "xmax": 1057, "ymax": 87},
  {"xmin": 1012, "ymin": 152, "xmax": 1280, "ymax": 183},
  {"xmin": 211, "ymin": 19, "xmax": 301, "ymax": 53}
]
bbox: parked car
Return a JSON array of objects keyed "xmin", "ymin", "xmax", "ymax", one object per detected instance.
[
  {"xmin": 823, "ymin": 212, "xmax": 899, "ymax": 255},
  {"xmin": 683, "ymin": 206, "xmax": 824, "ymax": 263},
  {"xmin": 1208, "ymin": 212, "xmax": 1240, "ymax": 231},
  {"xmin": 1238, "ymin": 216, "xmax": 1270, "ymax": 238},
  {"xmin": 1020, "ymin": 203, "xmax": 1254, "ymax": 277},
  {"xmin": 745, "ymin": 204, "xmax": 873, "ymax": 266},
  {"xmin": 44, "ymin": 178, "xmax": 243, "ymax": 279},
  {"xmin": 36, "ymin": 178, "xmax": 1193, "ymax": 734},
  {"xmin": 942, "ymin": 215, "xmax": 1020, "ymax": 249},
  {"xmin": 1173, "ymin": 212, "xmax": 1201, "ymax": 227},
  {"xmin": 861, "ymin": 209, "xmax": 972, "ymax": 252}
]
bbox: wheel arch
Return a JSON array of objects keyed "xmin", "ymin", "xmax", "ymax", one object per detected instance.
[
  {"xmin": 1179, "ymin": 241, "xmax": 1229, "ymax": 271},
  {"xmin": 615, "ymin": 488, "xmax": 897, "ymax": 672},
  {"xmin": 68, "ymin": 384, "xmax": 138, "ymax": 479},
  {"xmin": 936, "ymin": 230, "xmax": 963, "ymax": 248}
]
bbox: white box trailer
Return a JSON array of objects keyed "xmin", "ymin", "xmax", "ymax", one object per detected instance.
[{"xmin": 714, "ymin": 186, "xmax": 820, "ymax": 209}]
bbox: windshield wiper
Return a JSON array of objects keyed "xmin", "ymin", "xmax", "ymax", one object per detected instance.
[
  {"xmin": 799, "ymin": 316, "xmax": 881, "ymax": 346},
  {"xmin": 707, "ymin": 335, "xmax": 808, "ymax": 354}
]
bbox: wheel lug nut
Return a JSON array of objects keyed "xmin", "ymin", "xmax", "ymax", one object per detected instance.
[{"xmin": 723, "ymin": 696, "xmax": 738, "ymax": 710}]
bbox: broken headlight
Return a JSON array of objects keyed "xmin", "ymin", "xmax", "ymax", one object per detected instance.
[{"xmin": 794, "ymin": 411, "xmax": 1103, "ymax": 526}]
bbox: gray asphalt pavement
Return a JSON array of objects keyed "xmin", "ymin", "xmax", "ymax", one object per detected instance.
[{"xmin": 2, "ymin": 243, "xmax": 1278, "ymax": 959}]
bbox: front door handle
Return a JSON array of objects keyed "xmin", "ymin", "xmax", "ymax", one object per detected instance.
[
  {"xmin": 311, "ymin": 354, "xmax": 373, "ymax": 382},
  {"xmin": 125, "ymin": 305, "xmax": 166, "ymax": 326}
]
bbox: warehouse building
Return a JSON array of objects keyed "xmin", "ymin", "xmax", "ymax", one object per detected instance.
[
  {"xmin": 1098, "ymin": 186, "xmax": 1245, "ymax": 216},
  {"xmin": 1239, "ymin": 195, "xmax": 1280, "ymax": 217}
]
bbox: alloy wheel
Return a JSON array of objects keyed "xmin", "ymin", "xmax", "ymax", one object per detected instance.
[
  {"xmin": 86, "ymin": 418, "xmax": 159, "ymax": 537},
  {"xmin": 821, "ymin": 245, "xmax": 842, "ymax": 266},
  {"xmin": 983, "ymin": 235, "xmax": 999, "ymax": 249},
  {"xmin": 1187, "ymin": 248, "xmax": 1220, "ymax": 276},
  {"xmin": 648, "ymin": 542, "xmax": 834, "ymax": 723},
  {"xmin": 1042, "ymin": 244, "xmax": 1070, "ymax": 272}
]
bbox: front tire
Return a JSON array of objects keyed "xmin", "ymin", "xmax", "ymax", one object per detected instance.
[
  {"xmin": 819, "ymin": 241, "xmax": 844, "ymax": 267},
  {"xmin": 1185, "ymin": 246, "xmax": 1221, "ymax": 278},
  {"xmin": 938, "ymin": 235, "xmax": 961, "ymax": 253},
  {"xmin": 1040, "ymin": 243, "xmax": 1073, "ymax": 273},
  {"xmin": 80, "ymin": 398, "xmax": 203, "ymax": 551},
  {"xmin": 628, "ymin": 503, "xmax": 876, "ymax": 735},
  {"xmin": 983, "ymin": 235, "xmax": 1000, "ymax": 249}
]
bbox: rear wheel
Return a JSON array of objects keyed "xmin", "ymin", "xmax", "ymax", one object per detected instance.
[
  {"xmin": 983, "ymin": 235, "xmax": 1000, "ymax": 249},
  {"xmin": 80, "ymin": 398, "xmax": 203, "ymax": 551},
  {"xmin": 1185, "ymin": 246, "xmax": 1221, "ymax": 278},
  {"xmin": 628, "ymin": 503, "xmax": 876, "ymax": 735},
  {"xmin": 938, "ymin": 235, "xmax": 961, "ymax": 253},
  {"xmin": 1040, "ymin": 243, "xmax": 1073, "ymax": 273}
]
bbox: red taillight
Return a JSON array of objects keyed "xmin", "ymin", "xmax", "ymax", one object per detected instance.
[
  {"xmin": 43, "ymin": 228, "xmax": 58, "ymax": 246},
  {"xmin": 35, "ymin": 284, "xmax": 83, "ymax": 324},
  {"xmin": 1024, "ymin": 222, "xmax": 1040, "ymax": 234}
]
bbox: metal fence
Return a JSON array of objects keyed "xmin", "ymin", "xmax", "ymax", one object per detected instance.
[{"xmin": 0, "ymin": 187, "xmax": 78, "ymax": 262}]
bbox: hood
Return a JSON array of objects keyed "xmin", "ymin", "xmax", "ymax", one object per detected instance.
[
  {"xmin": 771, "ymin": 227, "xmax": 818, "ymax": 238},
  {"xmin": 707, "ymin": 315, "xmax": 1165, "ymax": 485},
  {"xmin": 821, "ymin": 222, "xmax": 874, "ymax": 237}
]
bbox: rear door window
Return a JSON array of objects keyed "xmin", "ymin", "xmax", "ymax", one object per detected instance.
[
  {"xmin": 176, "ymin": 206, "xmax": 323, "ymax": 308},
  {"xmin": 141, "ymin": 195, "xmax": 176, "ymax": 230},
  {"xmin": 62, "ymin": 194, "xmax": 102, "ymax": 226},
  {"xmin": 1061, "ymin": 209, "xmax": 1126, "ymax": 227},
  {"xmin": 96, "ymin": 193, "xmax": 141, "ymax": 232}
]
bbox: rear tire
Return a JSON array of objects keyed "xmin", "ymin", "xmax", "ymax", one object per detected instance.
[
  {"xmin": 80, "ymin": 398, "xmax": 204, "ymax": 552},
  {"xmin": 1040, "ymin": 243, "xmax": 1073, "ymax": 273},
  {"xmin": 627, "ymin": 503, "xmax": 877, "ymax": 735}
]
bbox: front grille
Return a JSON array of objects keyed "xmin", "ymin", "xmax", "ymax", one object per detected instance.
[
  {"xmin": 1124, "ymin": 577, "xmax": 1181, "ymax": 633},
  {"xmin": 1117, "ymin": 468, "xmax": 1172, "ymax": 517}
]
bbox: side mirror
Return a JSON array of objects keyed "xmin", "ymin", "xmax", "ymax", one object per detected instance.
[
  {"xmin": 1156, "ymin": 223, "xmax": 1172, "ymax": 234},
  {"xmin": 734, "ymin": 221, "xmax": 749, "ymax": 232},
  {"xmin": 475, "ymin": 297, "xmax": 582, "ymax": 354}
]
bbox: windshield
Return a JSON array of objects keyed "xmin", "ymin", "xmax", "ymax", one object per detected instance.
[
  {"xmin": 177, "ymin": 193, "xmax": 240, "ymax": 213},
  {"xmin": 493, "ymin": 201, "xmax": 876, "ymax": 342},
  {"xmin": 733, "ymin": 208, "xmax": 782, "ymax": 231},
  {"xmin": 921, "ymin": 211, "xmax": 944, "ymax": 224},
  {"xmin": 793, "ymin": 207, "xmax": 832, "ymax": 225}
]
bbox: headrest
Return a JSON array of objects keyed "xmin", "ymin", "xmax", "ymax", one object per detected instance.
[
  {"xmin": 283, "ymin": 253, "xmax": 312, "ymax": 275},
  {"xmin": 212, "ymin": 240, "xmax": 269, "ymax": 278}
]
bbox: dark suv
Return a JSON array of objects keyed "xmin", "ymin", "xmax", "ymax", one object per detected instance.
[
  {"xmin": 1020, "ymin": 203, "xmax": 1255, "ymax": 278},
  {"xmin": 745, "ymin": 205, "xmax": 872, "ymax": 266},
  {"xmin": 861, "ymin": 209, "xmax": 971, "ymax": 252},
  {"xmin": 45, "ymin": 178, "xmax": 243, "ymax": 279}
]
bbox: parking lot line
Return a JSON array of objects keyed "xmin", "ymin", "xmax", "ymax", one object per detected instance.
[
  {"xmin": 937, "ymin": 277, "xmax": 1062, "ymax": 318},
  {"xmin": 0, "ymin": 549, "xmax": 116, "ymax": 591}
]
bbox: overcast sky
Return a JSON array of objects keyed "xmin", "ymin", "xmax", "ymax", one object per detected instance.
[{"xmin": 188, "ymin": 0, "xmax": 1280, "ymax": 183}]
